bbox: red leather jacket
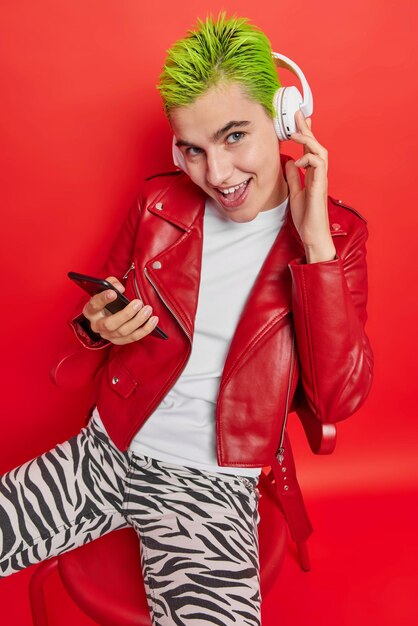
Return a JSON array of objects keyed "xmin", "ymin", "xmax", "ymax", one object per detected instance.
[{"xmin": 52, "ymin": 154, "xmax": 374, "ymax": 469}]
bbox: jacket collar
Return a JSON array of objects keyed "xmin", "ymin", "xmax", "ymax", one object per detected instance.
[
  {"xmin": 146, "ymin": 173, "xmax": 206, "ymax": 232},
  {"xmin": 146, "ymin": 153, "xmax": 304, "ymax": 247},
  {"xmin": 143, "ymin": 154, "xmax": 306, "ymax": 344}
]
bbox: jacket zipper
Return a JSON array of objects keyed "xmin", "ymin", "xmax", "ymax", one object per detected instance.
[
  {"xmin": 122, "ymin": 262, "xmax": 135, "ymax": 281},
  {"xmin": 117, "ymin": 262, "xmax": 194, "ymax": 448},
  {"xmin": 130, "ymin": 260, "xmax": 294, "ymax": 465},
  {"xmin": 276, "ymin": 327, "xmax": 296, "ymax": 465},
  {"xmin": 143, "ymin": 266, "xmax": 191, "ymax": 341}
]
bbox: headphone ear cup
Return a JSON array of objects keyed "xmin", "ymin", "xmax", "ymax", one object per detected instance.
[
  {"xmin": 172, "ymin": 137, "xmax": 187, "ymax": 172},
  {"xmin": 273, "ymin": 86, "xmax": 304, "ymax": 141}
]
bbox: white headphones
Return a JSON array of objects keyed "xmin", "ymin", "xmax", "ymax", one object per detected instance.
[{"xmin": 172, "ymin": 52, "xmax": 313, "ymax": 172}]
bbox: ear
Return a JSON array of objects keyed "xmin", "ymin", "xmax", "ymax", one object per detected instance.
[{"xmin": 172, "ymin": 137, "xmax": 187, "ymax": 172}]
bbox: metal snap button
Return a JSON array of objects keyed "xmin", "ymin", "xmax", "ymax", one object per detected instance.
[
  {"xmin": 281, "ymin": 467, "xmax": 287, "ymax": 473},
  {"xmin": 284, "ymin": 485, "xmax": 289, "ymax": 491},
  {"xmin": 152, "ymin": 261, "xmax": 162, "ymax": 270},
  {"xmin": 112, "ymin": 376, "xmax": 119, "ymax": 385},
  {"xmin": 155, "ymin": 202, "xmax": 164, "ymax": 210},
  {"xmin": 331, "ymin": 223, "xmax": 341, "ymax": 230}
]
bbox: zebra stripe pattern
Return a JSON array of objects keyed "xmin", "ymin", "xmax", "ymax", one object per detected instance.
[{"xmin": 0, "ymin": 417, "xmax": 261, "ymax": 625}]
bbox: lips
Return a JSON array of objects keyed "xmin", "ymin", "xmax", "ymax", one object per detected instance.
[{"xmin": 214, "ymin": 178, "xmax": 251, "ymax": 208}]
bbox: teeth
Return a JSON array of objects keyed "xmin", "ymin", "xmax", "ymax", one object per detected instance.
[{"xmin": 220, "ymin": 180, "xmax": 248, "ymax": 195}]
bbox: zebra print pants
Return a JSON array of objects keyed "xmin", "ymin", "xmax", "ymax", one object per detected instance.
[{"xmin": 0, "ymin": 416, "xmax": 261, "ymax": 625}]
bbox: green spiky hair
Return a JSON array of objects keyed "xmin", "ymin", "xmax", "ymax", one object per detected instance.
[{"xmin": 157, "ymin": 13, "xmax": 281, "ymax": 118}]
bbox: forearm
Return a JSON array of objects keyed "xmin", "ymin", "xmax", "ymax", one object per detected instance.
[{"xmin": 289, "ymin": 225, "xmax": 374, "ymax": 423}]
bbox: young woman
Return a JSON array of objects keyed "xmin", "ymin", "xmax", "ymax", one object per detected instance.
[{"xmin": 0, "ymin": 14, "xmax": 373, "ymax": 625}]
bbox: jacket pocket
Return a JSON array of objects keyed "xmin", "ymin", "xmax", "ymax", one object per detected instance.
[{"xmin": 107, "ymin": 353, "xmax": 138, "ymax": 398}]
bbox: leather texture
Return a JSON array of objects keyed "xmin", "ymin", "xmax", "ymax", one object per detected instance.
[{"xmin": 51, "ymin": 153, "xmax": 374, "ymax": 467}]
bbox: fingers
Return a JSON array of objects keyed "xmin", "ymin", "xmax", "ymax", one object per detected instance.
[
  {"xmin": 101, "ymin": 300, "xmax": 148, "ymax": 333},
  {"xmin": 108, "ymin": 314, "xmax": 160, "ymax": 345},
  {"xmin": 105, "ymin": 276, "xmax": 125, "ymax": 292},
  {"xmin": 295, "ymin": 109, "xmax": 312, "ymax": 134},
  {"xmin": 83, "ymin": 276, "xmax": 125, "ymax": 319},
  {"xmin": 83, "ymin": 290, "xmax": 115, "ymax": 318},
  {"xmin": 98, "ymin": 305, "xmax": 159, "ymax": 345},
  {"xmin": 81, "ymin": 274, "xmax": 160, "ymax": 345},
  {"xmin": 291, "ymin": 110, "xmax": 328, "ymax": 169},
  {"xmin": 292, "ymin": 110, "xmax": 322, "ymax": 143},
  {"xmin": 285, "ymin": 160, "xmax": 303, "ymax": 195},
  {"xmin": 304, "ymin": 117, "xmax": 312, "ymax": 154},
  {"xmin": 91, "ymin": 298, "xmax": 140, "ymax": 332},
  {"xmin": 90, "ymin": 297, "xmax": 159, "ymax": 344},
  {"xmin": 291, "ymin": 131, "xmax": 328, "ymax": 161},
  {"xmin": 89, "ymin": 297, "xmax": 146, "ymax": 334},
  {"xmin": 294, "ymin": 152, "xmax": 328, "ymax": 172}
]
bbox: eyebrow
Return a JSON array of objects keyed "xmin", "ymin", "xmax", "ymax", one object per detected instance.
[
  {"xmin": 175, "ymin": 120, "xmax": 251, "ymax": 149},
  {"xmin": 212, "ymin": 120, "xmax": 251, "ymax": 142}
]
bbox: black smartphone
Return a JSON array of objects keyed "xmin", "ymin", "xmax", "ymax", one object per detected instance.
[{"xmin": 68, "ymin": 271, "xmax": 168, "ymax": 340}]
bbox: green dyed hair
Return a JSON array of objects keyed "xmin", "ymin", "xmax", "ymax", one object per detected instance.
[{"xmin": 158, "ymin": 13, "xmax": 281, "ymax": 118}]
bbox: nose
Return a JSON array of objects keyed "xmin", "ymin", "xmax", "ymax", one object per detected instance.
[{"xmin": 205, "ymin": 148, "xmax": 234, "ymax": 187}]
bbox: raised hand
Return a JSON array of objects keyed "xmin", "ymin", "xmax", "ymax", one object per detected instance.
[{"xmin": 285, "ymin": 110, "xmax": 337, "ymax": 263}]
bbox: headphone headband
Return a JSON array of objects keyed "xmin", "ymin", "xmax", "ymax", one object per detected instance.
[{"xmin": 272, "ymin": 52, "xmax": 313, "ymax": 118}]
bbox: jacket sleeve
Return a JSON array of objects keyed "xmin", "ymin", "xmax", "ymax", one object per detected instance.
[
  {"xmin": 288, "ymin": 221, "xmax": 374, "ymax": 424},
  {"xmin": 50, "ymin": 196, "xmax": 142, "ymax": 388}
]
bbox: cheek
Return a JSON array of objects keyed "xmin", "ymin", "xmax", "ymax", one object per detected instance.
[
  {"xmin": 239, "ymin": 146, "xmax": 269, "ymax": 177},
  {"xmin": 257, "ymin": 142, "xmax": 280, "ymax": 178},
  {"xmin": 239, "ymin": 135, "xmax": 278, "ymax": 173}
]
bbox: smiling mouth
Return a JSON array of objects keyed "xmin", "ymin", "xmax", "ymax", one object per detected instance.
[
  {"xmin": 218, "ymin": 179, "xmax": 250, "ymax": 196},
  {"xmin": 214, "ymin": 178, "xmax": 251, "ymax": 207}
]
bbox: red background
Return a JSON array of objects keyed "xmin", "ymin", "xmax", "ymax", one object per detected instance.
[{"xmin": 1, "ymin": 1, "xmax": 417, "ymax": 624}]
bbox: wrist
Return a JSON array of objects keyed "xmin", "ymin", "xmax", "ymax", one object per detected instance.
[{"xmin": 304, "ymin": 242, "xmax": 337, "ymax": 264}]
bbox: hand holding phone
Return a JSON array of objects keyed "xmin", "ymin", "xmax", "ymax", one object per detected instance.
[{"xmin": 68, "ymin": 272, "xmax": 168, "ymax": 342}]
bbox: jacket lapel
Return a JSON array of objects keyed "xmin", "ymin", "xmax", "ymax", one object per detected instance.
[
  {"xmin": 143, "ymin": 175, "xmax": 206, "ymax": 338},
  {"xmin": 142, "ymin": 158, "xmax": 306, "ymax": 346}
]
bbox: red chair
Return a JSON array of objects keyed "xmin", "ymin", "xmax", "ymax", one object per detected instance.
[{"xmin": 29, "ymin": 471, "xmax": 288, "ymax": 626}]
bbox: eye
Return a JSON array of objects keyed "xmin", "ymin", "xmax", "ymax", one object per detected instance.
[
  {"xmin": 185, "ymin": 146, "xmax": 203, "ymax": 157},
  {"xmin": 226, "ymin": 131, "xmax": 245, "ymax": 144}
]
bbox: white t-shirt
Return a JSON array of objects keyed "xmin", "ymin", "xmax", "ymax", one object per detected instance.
[{"xmin": 94, "ymin": 194, "xmax": 289, "ymax": 476}]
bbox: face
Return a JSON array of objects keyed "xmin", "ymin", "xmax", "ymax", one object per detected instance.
[{"xmin": 170, "ymin": 82, "xmax": 288, "ymax": 222}]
